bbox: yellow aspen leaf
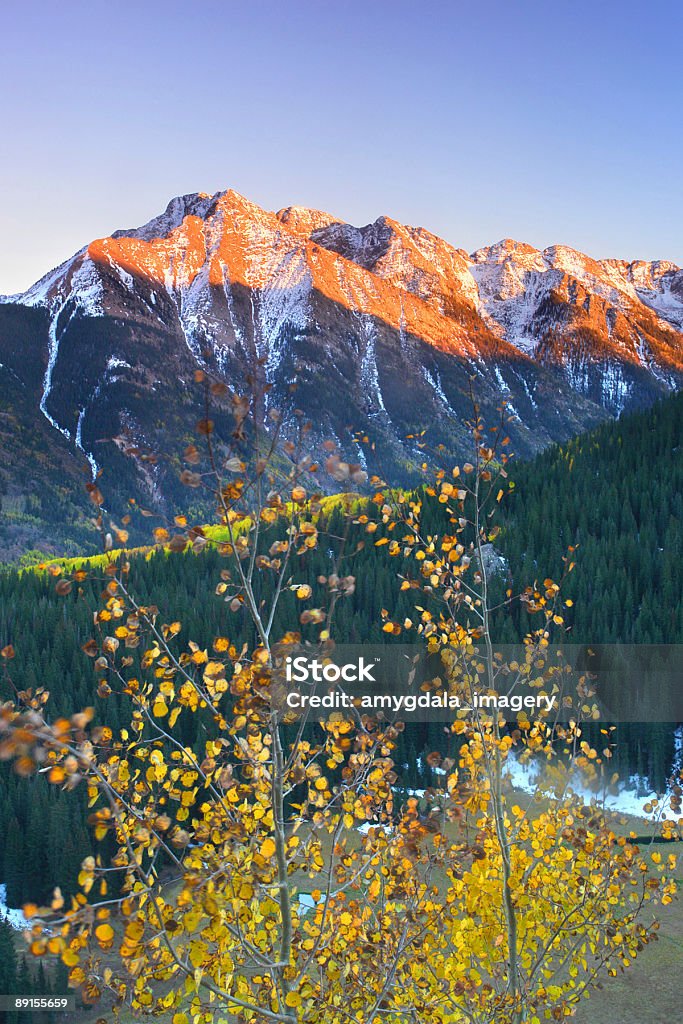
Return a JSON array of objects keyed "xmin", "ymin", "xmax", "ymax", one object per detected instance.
[
  {"xmin": 95, "ymin": 923, "xmax": 115, "ymax": 945},
  {"xmin": 125, "ymin": 920, "xmax": 145, "ymax": 943},
  {"xmin": 260, "ymin": 838, "xmax": 276, "ymax": 859},
  {"xmin": 189, "ymin": 942, "xmax": 205, "ymax": 967},
  {"xmin": 203, "ymin": 660, "xmax": 225, "ymax": 679},
  {"xmin": 285, "ymin": 992, "xmax": 302, "ymax": 1008}
]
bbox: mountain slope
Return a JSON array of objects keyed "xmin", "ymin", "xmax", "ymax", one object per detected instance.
[{"xmin": 1, "ymin": 188, "xmax": 682, "ymax": 557}]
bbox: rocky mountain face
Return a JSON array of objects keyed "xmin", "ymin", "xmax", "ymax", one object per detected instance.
[{"xmin": 1, "ymin": 188, "xmax": 682, "ymax": 556}]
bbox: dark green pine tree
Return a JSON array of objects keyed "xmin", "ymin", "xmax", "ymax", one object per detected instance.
[
  {"xmin": 0, "ymin": 916, "xmax": 18, "ymax": 991},
  {"xmin": 0, "ymin": 920, "xmax": 19, "ymax": 1023},
  {"xmin": 2, "ymin": 819, "xmax": 24, "ymax": 909}
]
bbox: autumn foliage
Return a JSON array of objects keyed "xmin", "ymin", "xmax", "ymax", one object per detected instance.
[{"xmin": 0, "ymin": 380, "xmax": 678, "ymax": 1024}]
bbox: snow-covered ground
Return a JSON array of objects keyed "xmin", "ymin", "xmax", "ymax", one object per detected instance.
[
  {"xmin": 0, "ymin": 883, "xmax": 28, "ymax": 930},
  {"xmin": 505, "ymin": 753, "xmax": 665, "ymax": 820}
]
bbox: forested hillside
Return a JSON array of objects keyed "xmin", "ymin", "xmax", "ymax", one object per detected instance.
[
  {"xmin": 1, "ymin": 390, "xmax": 681, "ymax": 908},
  {"xmin": 499, "ymin": 391, "xmax": 683, "ymax": 795},
  {"xmin": 500, "ymin": 390, "xmax": 683, "ymax": 644}
]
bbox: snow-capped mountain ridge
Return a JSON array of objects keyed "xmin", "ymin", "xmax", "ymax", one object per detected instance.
[
  {"xmin": 5, "ymin": 188, "xmax": 683, "ymax": 364},
  {"xmin": 0, "ymin": 188, "xmax": 681, "ymax": 556},
  {"xmin": 6, "ymin": 188, "xmax": 681, "ymax": 374}
]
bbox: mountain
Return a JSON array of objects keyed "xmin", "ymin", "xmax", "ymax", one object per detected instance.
[{"xmin": 1, "ymin": 189, "xmax": 682, "ymax": 558}]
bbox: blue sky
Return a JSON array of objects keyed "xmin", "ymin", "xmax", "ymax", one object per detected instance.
[{"xmin": 1, "ymin": 0, "xmax": 681, "ymax": 293}]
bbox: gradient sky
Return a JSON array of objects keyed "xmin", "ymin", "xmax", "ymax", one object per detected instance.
[{"xmin": 1, "ymin": 0, "xmax": 681, "ymax": 294}]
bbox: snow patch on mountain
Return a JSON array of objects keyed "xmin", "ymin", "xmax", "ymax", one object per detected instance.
[
  {"xmin": 354, "ymin": 440, "xmax": 369, "ymax": 472},
  {"xmin": 177, "ymin": 307, "xmax": 204, "ymax": 362},
  {"xmin": 543, "ymin": 246, "xmax": 631, "ymax": 310},
  {"xmin": 422, "ymin": 366, "xmax": 457, "ymax": 418},
  {"xmin": 637, "ymin": 281, "xmax": 683, "ymax": 331},
  {"xmin": 69, "ymin": 257, "xmax": 105, "ymax": 317},
  {"xmin": 73, "ymin": 355, "xmax": 131, "ymax": 479},
  {"xmin": 161, "ymin": 242, "xmax": 215, "ymax": 364},
  {"xmin": 40, "ymin": 302, "xmax": 72, "ymax": 439},
  {"xmin": 512, "ymin": 368, "xmax": 538, "ymax": 411},
  {"xmin": 492, "ymin": 365, "xmax": 520, "ymax": 419},
  {"xmin": 75, "ymin": 408, "xmax": 98, "ymax": 479},
  {"xmin": 107, "ymin": 356, "xmax": 131, "ymax": 372},
  {"xmin": 252, "ymin": 246, "xmax": 312, "ymax": 380},
  {"xmin": 357, "ymin": 315, "xmax": 387, "ymax": 416},
  {"xmin": 114, "ymin": 262, "xmax": 135, "ymax": 291},
  {"xmin": 469, "ymin": 260, "xmax": 548, "ymax": 356},
  {"xmin": 219, "ymin": 270, "xmax": 248, "ymax": 363},
  {"xmin": 565, "ymin": 358, "xmax": 591, "ymax": 395},
  {"xmin": 600, "ymin": 361, "xmax": 632, "ymax": 414}
]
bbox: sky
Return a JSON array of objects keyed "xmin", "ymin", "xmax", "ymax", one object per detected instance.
[{"xmin": 1, "ymin": 0, "xmax": 681, "ymax": 293}]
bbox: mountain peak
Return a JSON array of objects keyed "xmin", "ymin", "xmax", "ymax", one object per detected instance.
[
  {"xmin": 111, "ymin": 191, "xmax": 223, "ymax": 243},
  {"xmin": 470, "ymin": 238, "xmax": 543, "ymax": 264},
  {"xmin": 276, "ymin": 205, "xmax": 341, "ymax": 234}
]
